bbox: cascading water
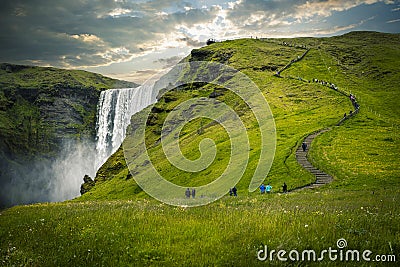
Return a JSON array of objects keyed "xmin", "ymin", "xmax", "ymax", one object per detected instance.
[{"xmin": 95, "ymin": 79, "xmax": 158, "ymax": 170}]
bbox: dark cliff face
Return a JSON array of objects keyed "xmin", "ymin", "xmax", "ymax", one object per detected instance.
[
  {"xmin": 1, "ymin": 85, "xmax": 100, "ymax": 157},
  {"xmin": 0, "ymin": 86, "xmax": 101, "ymax": 207}
]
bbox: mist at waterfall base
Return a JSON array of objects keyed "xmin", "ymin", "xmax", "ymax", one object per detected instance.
[
  {"xmin": 0, "ymin": 80, "xmax": 157, "ymax": 207},
  {"xmin": 0, "ymin": 139, "xmax": 96, "ymax": 207}
]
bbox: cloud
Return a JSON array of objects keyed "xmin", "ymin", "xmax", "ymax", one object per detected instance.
[
  {"xmin": 154, "ymin": 56, "xmax": 183, "ymax": 67},
  {"xmin": 226, "ymin": 0, "xmax": 391, "ymax": 31},
  {"xmin": 70, "ymin": 34, "xmax": 104, "ymax": 44},
  {"xmin": 106, "ymin": 8, "xmax": 135, "ymax": 18},
  {"xmin": 386, "ymin": 18, "xmax": 400, "ymax": 23},
  {"xmin": 178, "ymin": 36, "xmax": 205, "ymax": 47},
  {"xmin": 0, "ymin": 0, "xmax": 219, "ymax": 69},
  {"xmin": 295, "ymin": 0, "xmax": 381, "ymax": 19},
  {"xmin": 0, "ymin": 0, "xmax": 397, "ymax": 73},
  {"xmin": 114, "ymin": 69, "xmax": 163, "ymax": 84}
]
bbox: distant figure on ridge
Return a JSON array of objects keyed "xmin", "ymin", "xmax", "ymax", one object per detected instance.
[
  {"xmin": 302, "ymin": 142, "xmax": 307, "ymax": 152},
  {"xmin": 282, "ymin": 182, "xmax": 288, "ymax": 193},
  {"xmin": 185, "ymin": 188, "xmax": 191, "ymax": 198},
  {"xmin": 266, "ymin": 184, "xmax": 272, "ymax": 194},
  {"xmin": 229, "ymin": 188, "xmax": 233, "ymax": 196},
  {"xmin": 259, "ymin": 184, "xmax": 266, "ymax": 194}
]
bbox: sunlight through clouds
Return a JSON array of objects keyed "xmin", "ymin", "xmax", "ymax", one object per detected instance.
[{"xmin": 0, "ymin": 0, "xmax": 398, "ymax": 82}]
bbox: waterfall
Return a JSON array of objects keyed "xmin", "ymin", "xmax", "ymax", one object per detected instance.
[{"xmin": 95, "ymin": 79, "xmax": 157, "ymax": 170}]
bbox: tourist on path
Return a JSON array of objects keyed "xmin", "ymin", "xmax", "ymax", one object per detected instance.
[
  {"xmin": 266, "ymin": 184, "xmax": 272, "ymax": 193},
  {"xmin": 185, "ymin": 188, "xmax": 191, "ymax": 198},
  {"xmin": 260, "ymin": 184, "xmax": 266, "ymax": 194},
  {"xmin": 282, "ymin": 182, "xmax": 288, "ymax": 193},
  {"xmin": 302, "ymin": 142, "xmax": 307, "ymax": 152},
  {"xmin": 232, "ymin": 187, "xmax": 237, "ymax": 196},
  {"xmin": 192, "ymin": 188, "xmax": 196, "ymax": 198}
]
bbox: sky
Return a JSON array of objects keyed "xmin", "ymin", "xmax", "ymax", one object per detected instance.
[{"xmin": 0, "ymin": 0, "xmax": 399, "ymax": 84}]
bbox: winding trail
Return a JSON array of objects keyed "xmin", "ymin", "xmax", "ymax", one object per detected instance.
[{"xmin": 277, "ymin": 46, "xmax": 360, "ymax": 192}]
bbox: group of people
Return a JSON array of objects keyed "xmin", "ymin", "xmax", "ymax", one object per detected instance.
[
  {"xmin": 349, "ymin": 94, "xmax": 360, "ymax": 110},
  {"xmin": 185, "ymin": 182, "xmax": 290, "ymax": 199},
  {"xmin": 259, "ymin": 182, "xmax": 288, "ymax": 194},
  {"xmin": 275, "ymin": 48, "xmax": 310, "ymax": 76},
  {"xmin": 259, "ymin": 183, "xmax": 272, "ymax": 194},
  {"xmin": 281, "ymin": 42, "xmax": 308, "ymax": 50},
  {"xmin": 185, "ymin": 188, "xmax": 196, "ymax": 198},
  {"xmin": 312, "ymin": 78, "xmax": 338, "ymax": 90},
  {"xmin": 229, "ymin": 187, "xmax": 237, "ymax": 196}
]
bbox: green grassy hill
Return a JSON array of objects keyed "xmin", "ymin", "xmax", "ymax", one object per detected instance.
[
  {"xmin": 0, "ymin": 32, "xmax": 399, "ymax": 265},
  {"xmin": 81, "ymin": 31, "xmax": 399, "ymax": 199}
]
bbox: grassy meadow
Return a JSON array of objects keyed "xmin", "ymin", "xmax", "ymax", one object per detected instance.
[
  {"xmin": 1, "ymin": 189, "xmax": 399, "ymax": 266},
  {"xmin": 0, "ymin": 32, "xmax": 399, "ymax": 266}
]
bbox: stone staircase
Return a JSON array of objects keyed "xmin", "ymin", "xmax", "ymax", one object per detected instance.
[{"xmin": 292, "ymin": 129, "xmax": 333, "ymax": 191}]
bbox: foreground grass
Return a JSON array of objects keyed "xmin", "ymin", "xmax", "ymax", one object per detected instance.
[{"xmin": 1, "ymin": 189, "xmax": 399, "ymax": 266}]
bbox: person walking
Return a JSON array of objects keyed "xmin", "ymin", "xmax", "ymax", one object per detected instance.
[
  {"xmin": 185, "ymin": 188, "xmax": 191, "ymax": 198},
  {"xmin": 266, "ymin": 184, "xmax": 272, "ymax": 194},
  {"xmin": 282, "ymin": 182, "xmax": 288, "ymax": 193},
  {"xmin": 192, "ymin": 188, "xmax": 196, "ymax": 198},
  {"xmin": 302, "ymin": 142, "xmax": 307, "ymax": 152},
  {"xmin": 232, "ymin": 186, "xmax": 237, "ymax": 197},
  {"xmin": 259, "ymin": 184, "xmax": 266, "ymax": 194}
]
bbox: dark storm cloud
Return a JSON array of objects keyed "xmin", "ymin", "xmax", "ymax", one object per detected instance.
[
  {"xmin": 0, "ymin": 0, "xmax": 218, "ymax": 68},
  {"xmin": 0, "ymin": 0, "xmax": 397, "ymax": 69}
]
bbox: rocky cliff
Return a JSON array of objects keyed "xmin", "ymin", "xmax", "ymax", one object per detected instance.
[{"xmin": 0, "ymin": 63, "xmax": 138, "ymax": 207}]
